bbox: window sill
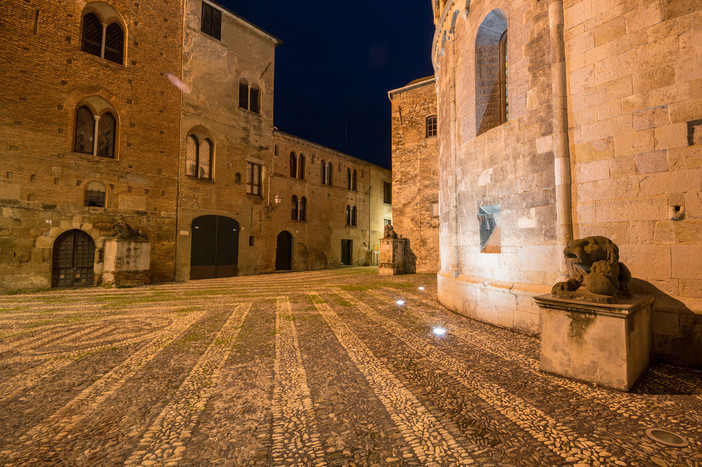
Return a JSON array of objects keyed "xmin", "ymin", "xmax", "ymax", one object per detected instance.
[
  {"xmin": 185, "ymin": 175, "xmax": 214, "ymax": 183},
  {"xmin": 239, "ymin": 107, "xmax": 262, "ymax": 117}
]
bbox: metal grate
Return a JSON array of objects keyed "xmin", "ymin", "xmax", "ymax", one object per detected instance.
[
  {"xmin": 84, "ymin": 189, "xmax": 106, "ymax": 207},
  {"xmin": 426, "ymin": 115, "xmax": 437, "ymax": 137},
  {"xmin": 186, "ymin": 135, "xmax": 198, "ymax": 176},
  {"xmin": 246, "ymin": 162, "xmax": 261, "ymax": 196},
  {"xmin": 249, "ymin": 86, "xmax": 260, "ymax": 113},
  {"xmin": 74, "ymin": 106, "xmax": 94, "ymax": 154},
  {"xmin": 81, "ymin": 13, "xmax": 102, "ymax": 57},
  {"xmin": 199, "ymin": 139, "xmax": 212, "ymax": 179},
  {"xmin": 97, "ymin": 113, "xmax": 115, "ymax": 158},
  {"xmin": 104, "ymin": 23, "xmax": 124, "ymax": 64},
  {"xmin": 239, "ymin": 81, "xmax": 249, "ymax": 109}
]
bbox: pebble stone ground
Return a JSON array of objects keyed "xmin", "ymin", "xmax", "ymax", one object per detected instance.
[{"xmin": 0, "ymin": 268, "xmax": 701, "ymax": 466}]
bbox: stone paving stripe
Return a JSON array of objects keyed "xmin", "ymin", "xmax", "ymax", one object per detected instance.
[
  {"xmin": 309, "ymin": 292, "xmax": 475, "ymax": 465},
  {"xmin": 271, "ymin": 296, "xmax": 327, "ymax": 467},
  {"xmin": 0, "ymin": 359, "xmax": 73, "ymax": 402},
  {"xmin": 124, "ymin": 303, "xmax": 253, "ymax": 466},
  {"xmin": 339, "ymin": 289, "xmax": 625, "ymax": 465},
  {"xmin": 374, "ymin": 287, "xmax": 702, "ymax": 444},
  {"xmin": 12, "ymin": 310, "xmax": 207, "ymax": 453}
]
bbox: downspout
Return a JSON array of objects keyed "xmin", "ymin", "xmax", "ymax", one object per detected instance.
[
  {"xmin": 449, "ymin": 37, "xmax": 460, "ymax": 278},
  {"xmin": 549, "ymin": 0, "xmax": 573, "ymax": 276},
  {"xmin": 174, "ymin": 0, "xmax": 186, "ymax": 282}
]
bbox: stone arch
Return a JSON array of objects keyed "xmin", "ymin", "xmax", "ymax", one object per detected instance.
[{"xmin": 52, "ymin": 229, "xmax": 96, "ymax": 288}]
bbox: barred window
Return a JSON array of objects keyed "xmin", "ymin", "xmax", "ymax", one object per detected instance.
[
  {"xmin": 426, "ymin": 115, "xmax": 437, "ymax": 137},
  {"xmin": 246, "ymin": 162, "xmax": 262, "ymax": 196},
  {"xmin": 84, "ymin": 181, "xmax": 106, "ymax": 207},
  {"xmin": 97, "ymin": 113, "xmax": 116, "ymax": 158},
  {"xmin": 299, "ymin": 197, "xmax": 307, "ymax": 222},
  {"xmin": 74, "ymin": 106, "xmax": 94, "ymax": 154},
  {"xmin": 291, "ymin": 195, "xmax": 299, "ymax": 221},
  {"xmin": 239, "ymin": 79, "xmax": 249, "ymax": 109},
  {"xmin": 186, "ymin": 134, "xmax": 213, "ymax": 179},
  {"xmin": 80, "ymin": 11, "xmax": 124, "ymax": 65},
  {"xmin": 201, "ymin": 2, "xmax": 222, "ymax": 40}
]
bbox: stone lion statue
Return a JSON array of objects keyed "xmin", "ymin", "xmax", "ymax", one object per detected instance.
[
  {"xmin": 551, "ymin": 236, "xmax": 631, "ymax": 303},
  {"xmin": 383, "ymin": 224, "xmax": 398, "ymax": 239}
]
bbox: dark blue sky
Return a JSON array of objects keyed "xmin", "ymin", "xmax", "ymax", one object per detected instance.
[{"xmin": 219, "ymin": 1, "xmax": 436, "ymax": 169}]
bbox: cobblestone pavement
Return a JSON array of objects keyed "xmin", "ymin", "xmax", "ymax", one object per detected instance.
[{"xmin": 1, "ymin": 268, "xmax": 701, "ymax": 466}]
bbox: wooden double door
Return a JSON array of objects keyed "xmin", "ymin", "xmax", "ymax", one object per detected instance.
[
  {"xmin": 190, "ymin": 215, "xmax": 239, "ymax": 280},
  {"xmin": 52, "ymin": 230, "xmax": 95, "ymax": 288}
]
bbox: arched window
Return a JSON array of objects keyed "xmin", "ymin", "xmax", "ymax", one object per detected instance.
[
  {"xmin": 290, "ymin": 152, "xmax": 297, "ymax": 178},
  {"xmin": 298, "ymin": 154, "xmax": 305, "ymax": 180},
  {"xmin": 320, "ymin": 160, "xmax": 326, "ymax": 185},
  {"xmin": 345, "ymin": 205, "xmax": 351, "ymax": 226},
  {"xmin": 80, "ymin": 9, "xmax": 124, "ymax": 65},
  {"xmin": 250, "ymin": 84, "xmax": 260, "ymax": 114},
  {"xmin": 347, "ymin": 168, "xmax": 352, "ymax": 190},
  {"xmin": 327, "ymin": 162, "xmax": 333, "ymax": 185},
  {"xmin": 74, "ymin": 106, "xmax": 94, "ymax": 154},
  {"xmin": 352, "ymin": 169, "xmax": 357, "ymax": 191},
  {"xmin": 74, "ymin": 101, "xmax": 118, "ymax": 158},
  {"xmin": 291, "ymin": 195, "xmax": 299, "ymax": 221},
  {"xmin": 239, "ymin": 79, "xmax": 249, "ymax": 109},
  {"xmin": 352, "ymin": 206, "xmax": 357, "ymax": 226},
  {"xmin": 475, "ymin": 10, "xmax": 508, "ymax": 135},
  {"xmin": 186, "ymin": 133, "xmax": 213, "ymax": 179},
  {"xmin": 299, "ymin": 197, "xmax": 307, "ymax": 222},
  {"xmin": 426, "ymin": 115, "xmax": 438, "ymax": 137},
  {"xmin": 84, "ymin": 181, "xmax": 106, "ymax": 207}
]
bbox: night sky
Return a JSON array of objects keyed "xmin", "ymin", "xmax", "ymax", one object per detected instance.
[{"xmin": 218, "ymin": 1, "xmax": 436, "ymax": 169}]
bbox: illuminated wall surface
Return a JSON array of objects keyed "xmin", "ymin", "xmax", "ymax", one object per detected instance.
[{"xmin": 433, "ymin": 0, "xmax": 702, "ymax": 367}]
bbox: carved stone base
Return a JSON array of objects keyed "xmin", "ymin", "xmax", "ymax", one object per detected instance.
[
  {"xmin": 378, "ymin": 238, "xmax": 407, "ymax": 276},
  {"xmin": 535, "ymin": 293, "xmax": 654, "ymax": 391}
]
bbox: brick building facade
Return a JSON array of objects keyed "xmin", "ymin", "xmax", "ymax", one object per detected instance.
[
  {"xmin": 388, "ymin": 77, "xmax": 440, "ymax": 273},
  {"xmin": 0, "ymin": 0, "xmax": 391, "ymax": 290},
  {"xmin": 432, "ymin": 0, "xmax": 702, "ymax": 366}
]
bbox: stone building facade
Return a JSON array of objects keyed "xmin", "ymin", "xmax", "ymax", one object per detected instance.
[
  {"xmin": 0, "ymin": 0, "xmax": 391, "ymax": 290},
  {"xmin": 388, "ymin": 77, "xmax": 440, "ymax": 273},
  {"xmin": 432, "ymin": 0, "xmax": 702, "ymax": 366}
]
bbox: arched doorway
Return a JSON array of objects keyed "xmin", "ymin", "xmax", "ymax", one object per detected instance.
[
  {"xmin": 275, "ymin": 231, "xmax": 293, "ymax": 271},
  {"xmin": 191, "ymin": 215, "xmax": 239, "ymax": 279},
  {"xmin": 52, "ymin": 229, "xmax": 95, "ymax": 288}
]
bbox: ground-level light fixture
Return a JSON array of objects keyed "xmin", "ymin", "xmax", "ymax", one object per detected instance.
[
  {"xmin": 432, "ymin": 327, "xmax": 447, "ymax": 336},
  {"xmin": 396, "ymin": 299, "xmax": 405, "ymax": 306},
  {"xmin": 418, "ymin": 286, "xmax": 425, "ymax": 291},
  {"xmin": 645, "ymin": 428, "xmax": 688, "ymax": 447}
]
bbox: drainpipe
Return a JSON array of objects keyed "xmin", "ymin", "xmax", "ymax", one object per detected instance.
[
  {"xmin": 449, "ymin": 38, "xmax": 460, "ymax": 278},
  {"xmin": 549, "ymin": 0, "xmax": 573, "ymax": 276}
]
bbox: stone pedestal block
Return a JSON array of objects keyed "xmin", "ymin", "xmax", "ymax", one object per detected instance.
[
  {"xmin": 379, "ymin": 238, "xmax": 407, "ymax": 275},
  {"xmin": 535, "ymin": 294, "xmax": 654, "ymax": 391},
  {"xmin": 103, "ymin": 239, "xmax": 151, "ymax": 287}
]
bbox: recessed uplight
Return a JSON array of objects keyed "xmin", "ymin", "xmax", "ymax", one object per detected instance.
[
  {"xmin": 432, "ymin": 327, "xmax": 447, "ymax": 336},
  {"xmin": 418, "ymin": 286, "xmax": 425, "ymax": 291},
  {"xmin": 645, "ymin": 428, "xmax": 688, "ymax": 447},
  {"xmin": 395, "ymin": 299, "xmax": 405, "ymax": 306}
]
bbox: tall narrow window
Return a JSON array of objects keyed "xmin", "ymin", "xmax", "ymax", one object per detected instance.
[
  {"xmin": 475, "ymin": 10, "xmax": 508, "ymax": 136},
  {"xmin": 383, "ymin": 182, "xmax": 392, "ymax": 204},
  {"xmin": 352, "ymin": 169, "xmax": 357, "ymax": 191},
  {"xmin": 186, "ymin": 135, "xmax": 198, "ymax": 177},
  {"xmin": 299, "ymin": 197, "xmax": 307, "ymax": 222},
  {"xmin": 298, "ymin": 154, "xmax": 305, "ymax": 180},
  {"xmin": 200, "ymin": 138, "xmax": 212, "ymax": 178},
  {"xmin": 74, "ymin": 106, "xmax": 94, "ymax": 154},
  {"xmin": 239, "ymin": 79, "xmax": 249, "ymax": 109},
  {"xmin": 81, "ymin": 13, "xmax": 102, "ymax": 57},
  {"xmin": 289, "ymin": 152, "xmax": 297, "ymax": 178},
  {"xmin": 97, "ymin": 113, "xmax": 116, "ymax": 158},
  {"xmin": 426, "ymin": 115, "xmax": 437, "ymax": 137},
  {"xmin": 246, "ymin": 162, "xmax": 262, "ymax": 196},
  {"xmin": 201, "ymin": 2, "xmax": 222, "ymax": 40},
  {"xmin": 291, "ymin": 195, "xmax": 299, "ymax": 221},
  {"xmin": 345, "ymin": 205, "xmax": 351, "ymax": 226},
  {"xmin": 320, "ymin": 160, "xmax": 326, "ymax": 185},
  {"xmin": 327, "ymin": 162, "xmax": 333, "ymax": 185},
  {"xmin": 250, "ymin": 85, "xmax": 260, "ymax": 114},
  {"xmin": 347, "ymin": 168, "xmax": 352, "ymax": 190},
  {"xmin": 104, "ymin": 23, "xmax": 124, "ymax": 64},
  {"xmin": 352, "ymin": 206, "xmax": 357, "ymax": 226}
]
